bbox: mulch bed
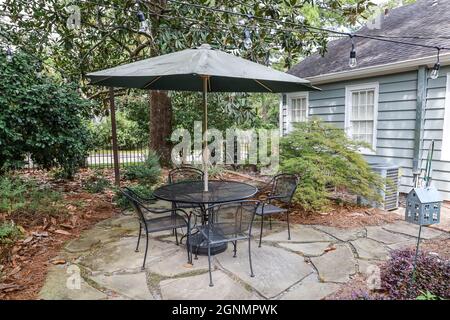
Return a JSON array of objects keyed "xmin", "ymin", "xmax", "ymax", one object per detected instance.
[{"xmin": 0, "ymin": 169, "xmax": 120, "ymax": 300}]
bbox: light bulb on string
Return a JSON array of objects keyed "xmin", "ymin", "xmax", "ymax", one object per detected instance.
[
  {"xmin": 136, "ymin": 10, "xmax": 149, "ymax": 33},
  {"xmin": 349, "ymin": 36, "xmax": 357, "ymax": 68},
  {"xmin": 243, "ymin": 28, "xmax": 252, "ymax": 50},
  {"xmin": 430, "ymin": 48, "xmax": 440, "ymax": 80},
  {"xmin": 6, "ymin": 46, "xmax": 13, "ymax": 63}
]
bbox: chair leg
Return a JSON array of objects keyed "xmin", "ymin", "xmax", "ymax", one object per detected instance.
[
  {"xmin": 248, "ymin": 238, "xmax": 255, "ymax": 277},
  {"xmin": 233, "ymin": 241, "xmax": 237, "ymax": 258},
  {"xmin": 142, "ymin": 233, "xmax": 149, "ymax": 271},
  {"xmin": 286, "ymin": 211, "xmax": 291, "ymax": 240},
  {"xmin": 269, "ymin": 215, "xmax": 272, "ymax": 230},
  {"xmin": 207, "ymin": 243, "xmax": 213, "ymax": 287},
  {"xmin": 259, "ymin": 216, "xmax": 264, "ymax": 248},
  {"xmin": 135, "ymin": 224, "xmax": 142, "ymax": 252},
  {"xmin": 175, "ymin": 228, "xmax": 179, "ymax": 246}
]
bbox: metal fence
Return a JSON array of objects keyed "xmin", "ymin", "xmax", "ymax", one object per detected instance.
[
  {"xmin": 22, "ymin": 141, "xmax": 252, "ymax": 170},
  {"xmin": 85, "ymin": 146, "xmax": 148, "ymax": 168}
]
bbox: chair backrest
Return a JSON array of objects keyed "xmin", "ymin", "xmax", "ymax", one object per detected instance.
[
  {"xmin": 271, "ymin": 174, "xmax": 299, "ymax": 204},
  {"xmin": 168, "ymin": 166, "xmax": 204, "ymax": 184},
  {"xmin": 121, "ymin": 188, "xmax": 146, "ymax": 223},
  {"xmin": 207, "ymin": 200, "xmax": 259, "ymax": 235}
]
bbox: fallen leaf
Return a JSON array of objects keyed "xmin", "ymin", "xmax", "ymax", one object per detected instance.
[
  {"xmin": 54, "ymin": 229, "xmax": 71, "ymax": 236},
  {"xmin": 50, "ymin": 259, "xmax": 66, "ymax": 265},
  {"xmin": 324, "ymin": 245, "xmax": 336, "ymax": 253},
  {"xmin": 8, "ymin": 266, "xmax": 21, "ymax": 276},
  {"xmin": 59, "ymin": 224, "xmax": 74, "ymax": 230},
  {"xmin": 32, "ymin": 232, "xmax": 48, "ymax": 237}
]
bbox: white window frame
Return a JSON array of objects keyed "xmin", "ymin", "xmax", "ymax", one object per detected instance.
[
  {"xmin": 442, "ymin": 73, "xmax": 450, "ymax": 161},
  {"xmin": 287, "ymin": 92, "xmax": 309, "ymax": 133},
  {"xmin": 345, "ymin": 82, "xmax": 379, "ymax": 155}
]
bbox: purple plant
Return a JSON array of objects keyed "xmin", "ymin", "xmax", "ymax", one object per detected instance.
[{"xmin": 380, "ymin": 248, "xmax": 450, "ymax": 300}]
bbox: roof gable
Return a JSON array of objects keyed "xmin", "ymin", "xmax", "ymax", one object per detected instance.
[{"xmin": 289, "ymin": 0, "xmax": 450, "ymax": 79}]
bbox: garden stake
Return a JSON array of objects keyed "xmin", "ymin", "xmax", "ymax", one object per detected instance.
[{"xmin": 409, "ymin": 225, "xmax": 422, "ymax": 299}]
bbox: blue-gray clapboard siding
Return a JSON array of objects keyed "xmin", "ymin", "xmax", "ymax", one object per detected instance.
[{"xmin": 281, "ymin": 69, "xmax": 450, "ymax": 200}]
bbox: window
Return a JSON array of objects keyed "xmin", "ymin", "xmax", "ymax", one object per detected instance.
[
  {"xmin": 288, "ymin": 93, "xmax": 308, "ymax": 132},
  {"xmin": 345, "ymin": 83, "xmax": 379, "ymax": 153},
  {"xmin": 442, "ymin": 73, "xmax": 450, "ymax": 161}
]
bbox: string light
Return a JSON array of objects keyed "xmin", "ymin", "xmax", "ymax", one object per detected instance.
[
  {"xmin": 243, "ymin": 28, "xmax": 252, "ymax": 50},
  {"xmin": 6, "ymin": 46, "xmax": 13, "ymax": 62},
  {"xmin": 349, "ymin": 35, "xmax": 357, "ymax": 68},
  {"xmin": 430, "ymin": 48, "xmax": 440, "ymax": 79},
  {"xmin": 135, "ymin": 1, "xmax": 149, "ymax": 33}
]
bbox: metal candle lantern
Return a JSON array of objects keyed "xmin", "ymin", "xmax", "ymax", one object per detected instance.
[{"xmin": 405, "ymin": 187, "xmax": 441, "ymax": 225}]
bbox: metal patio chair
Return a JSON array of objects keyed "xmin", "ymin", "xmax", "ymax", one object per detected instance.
[
  {"xmin": 120, "ymin": 188, "xmax": 192, "ymax": 270},
  {"xmin": 198, "ymin": 200, "xmax": 259, "ymax": 287},
  {"xmin": 256, "ymin": 174, "xmax": 299, "ymax": 247},
  {"xmin": 168, "ymin": 166, "xmax": 204, "ymax": 232}
]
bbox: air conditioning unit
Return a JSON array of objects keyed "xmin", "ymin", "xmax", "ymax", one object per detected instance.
[{"xmin": 357, "ymin": 163, "xmax": 400, "ymax": 211}]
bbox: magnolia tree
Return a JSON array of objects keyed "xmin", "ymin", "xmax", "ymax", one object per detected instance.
[{"xmin": 1, "ymin": 0, "xmax": 373, "ymax": 162}]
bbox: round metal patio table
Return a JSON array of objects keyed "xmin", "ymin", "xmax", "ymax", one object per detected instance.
[{"xmin": 153, "ymin": 180, "xmax": 258, "ymax": 258}]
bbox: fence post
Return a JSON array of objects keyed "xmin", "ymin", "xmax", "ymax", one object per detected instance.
[{"xmin": 109, "ymin": 87, "xmax": 120, "ymax": 186}]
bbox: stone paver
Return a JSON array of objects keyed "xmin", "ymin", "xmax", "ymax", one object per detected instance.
[
  {"xmin": 148, "ymin": 248, "xmax": 209, "ymax": 277},
  {"xmin": 365, "ymin": 226, "xmax": 411, "ymax": 244},
  {"xmin": 279, "ymin": 273, "xmax": 340, "ymax": 300},
  {"xmin": 80, "ymin": 237, "xmax": 177, "ymax": 273},
  {"xmin": 350, "ymin": 238, "xmax": 390, "ymax": 260},
  {"xmin": 39, "ymin": 265, "xmax": 107, "ymax": 300},
  {"xmin": 262, "ymin": 225, "xmax": 335, "ymax": 243},
  {"xmin": 65, "ymin": 227, "xmax": 125, "ymax": 253},
  {"xmin": 91, "ymin": 272, "xmax": 152, "ymax": 300},
  {"xmin": 382, "ymin": 221, "xmax": 444, "ymax": 239},
  {"xmin": 310, "ymin": 244, "xmax": 357, "ymax": 283},
  {"xmin": 312, "ymin": 225, "xmax": 366, "ymax": 241},
  {"xmin": 278, "ymin": 242, "xmax": 331, "ymax": 257},
  {"xmin": 217, "ymin": 245, "xmax": 313, "ymax": 298},
  {"xmin": 160, "ymin": 271, "xmax": 259, "ymax": 300}
]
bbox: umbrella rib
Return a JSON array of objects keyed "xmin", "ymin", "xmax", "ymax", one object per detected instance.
[
  {"xmin": 254, "ymin": 79, "xmax": 273, "ymax": 92},
  {"xmin": 143, "ymin": 76, "xmax": 162, "ymax": 89}
]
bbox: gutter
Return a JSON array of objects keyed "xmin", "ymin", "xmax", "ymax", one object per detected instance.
[{"xmin": 304, "ymin": 53, "xmax": 450, "ymax": 85}]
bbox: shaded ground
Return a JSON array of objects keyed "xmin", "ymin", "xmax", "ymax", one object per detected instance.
[
  {"xmin": 37, "ymin": 205, "xmax": 448, "ymax": 300},
  {"xmin": 0, "ymin": 170, "xmax": 120, "ymax": 299},
  {"xmin": 2, "ymin": 169, "xmax": 449, "ymax": 300}
]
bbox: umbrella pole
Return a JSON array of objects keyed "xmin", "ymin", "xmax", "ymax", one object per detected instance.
[{"xmin": 202, "ymin": 76, "xmax": 209, "ymax": 192}]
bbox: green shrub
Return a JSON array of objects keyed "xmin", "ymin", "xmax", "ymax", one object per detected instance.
[
  {"xmin": 0, "ymin": 221, "xmax": 22, "ymax": 245},
  {"xmin": 280, "ymin": 120, "xmax": 384, "ymax": 212},
  {"xmin": 0, "ymin": 52, "xmax": 93, "ymax": 178},
  {"xmin": 114, "ymin": 184, "xmax": 155, "ymax": 209},
  {"xmin": 123, "ymin": 151, "xmax": 161, "ymax": 186},
  {"xmin": 89, "ymin": 111, "xmax": 147, "ymax": 150},
  {"xmin": 0, "ymin": 175, "xmax": 66, "ymax": 218},
  {"xmin": 82, "ymin": 171, "xmax": 111, "ymax": 193}
]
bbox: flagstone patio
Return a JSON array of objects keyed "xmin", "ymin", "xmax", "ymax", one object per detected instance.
[{"xmin": 39, "ymin": 202, "xmax": 449, "ymax": 300}]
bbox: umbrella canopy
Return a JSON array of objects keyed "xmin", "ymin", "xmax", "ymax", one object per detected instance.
[
  {"xmin": 86, "ymin": 44, "xmax": 320, "ymax": 92},
  {"xmin": 87, "ymin": 44, "xmax": 319, "ymax": 191}
]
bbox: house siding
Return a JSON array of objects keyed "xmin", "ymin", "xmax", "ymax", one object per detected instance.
[{"xmin": 281, "ymin": 69, "xmax": 450, "ymax": 200}]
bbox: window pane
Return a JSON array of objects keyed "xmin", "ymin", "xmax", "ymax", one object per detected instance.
[{"xmin": 350, "ymin": 88, "xmax": 376, "ymax": 148}]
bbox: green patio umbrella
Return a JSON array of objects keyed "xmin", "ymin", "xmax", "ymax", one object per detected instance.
[{"xmin": 86, "ymin": 44, "xmax": 319, "ymax": 191}]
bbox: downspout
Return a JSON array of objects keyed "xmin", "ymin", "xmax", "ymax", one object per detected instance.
[{"xmin": 412, "ymin": 66, "xmax": 427, "ymax": 187}]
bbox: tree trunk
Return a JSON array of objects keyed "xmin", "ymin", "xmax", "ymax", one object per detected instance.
[{"xmin": 149, "ymin": 90, "xmax": 172, "ymax": 164}]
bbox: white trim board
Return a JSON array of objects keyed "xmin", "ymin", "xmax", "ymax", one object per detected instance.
[
  {"xmin": 305, "ymin": 53, "xmax": 450, "ymax": 85},
  {"xmin": 345, "ymin": 82, "xmax": 379, "ymax": 155},
  {"xmin": 442, "ymin": 73, "xmax": 450, "ymax": 161}
]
